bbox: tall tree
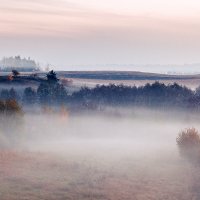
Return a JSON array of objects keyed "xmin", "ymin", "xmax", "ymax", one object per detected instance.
[
  {"xmin": 47, "ymin": 70, "xmax": 59, "ymax": 83},
  {"xmin": 12, "ymin": 69, "xmax": 20, "ymax": 77},
  {"xmin": 23, "ymin": 87, "xmax": 37, "ymax": 105},
  {"xmin": 9, "ymin": 88, "xmax": 19, "ymax": 101},
  {"xmin": 1, "ymin": 89, "xmax": 9, "ymax": 100}
]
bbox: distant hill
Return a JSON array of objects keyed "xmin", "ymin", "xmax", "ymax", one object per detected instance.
[
  {"xmin": 0, "ymin": 56, "xmax": 41, "ymax": 72},
  {"xmin": 57, "ymin": 71, "xmax": 200, "ymax": 80},
  {"xmin": 0, "ymin": 71, "xmax": 199, "ymax": 89}
]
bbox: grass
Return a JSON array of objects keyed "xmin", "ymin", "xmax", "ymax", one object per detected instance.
[
  {"xmin": 177, "ymin": 128, "xmax": 200, "ymax": 163},
  {"xmin": 0, "ymin": 149, "xmax": 194, "ymax": 200}
]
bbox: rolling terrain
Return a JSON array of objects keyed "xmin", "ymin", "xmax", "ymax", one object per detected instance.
[{"xmin": 0, "ymin": 71, "xmax": 200, "ymax": 90}]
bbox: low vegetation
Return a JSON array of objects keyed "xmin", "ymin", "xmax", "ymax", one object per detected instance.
[
  {"xmin": 0, "ymin": 99, "xmax": 22, "ymax": 115},
  {"xmin": 0, "ymin": 99, "xmax": 23, "ymax": 148},
  {"xmin": 1, "ymin": 70, "xmax": 200, "ymax": 111},
  {"xmin": 177, "ymin": 128, "xmax": 200, "ymax": 163}
]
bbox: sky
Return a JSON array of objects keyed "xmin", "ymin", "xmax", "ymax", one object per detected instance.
[{"xmin": 0, "ymin": 0, "xmax": 200, "ymax": 71}]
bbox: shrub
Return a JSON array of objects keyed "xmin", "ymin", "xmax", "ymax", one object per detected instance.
[
  {"xmin": 4, "ymin": 99, "xmax": 23, "ymax": 115},
  {"xmin": 0, "ymin": 100, "xmax": 24, "ymax": 148},
  {"xmin": 176, "ymin": 128, "xmax": 200, "ymax": 163}
]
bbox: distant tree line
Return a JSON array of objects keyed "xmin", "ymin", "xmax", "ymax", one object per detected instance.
[
  {"xmin": 71, "ymin": 82, "xmax": 195, "ymax": 110},
  {"xmin": 0, "ymin": 88, "xmax": 19, "ymax": 101},
  {"xmin": 0, "ymin": 56, "xmax": 40, "ymax": 72},
  {"xmin": 1, "ymin": 71, "xmax": 200, "ymax": 111}
]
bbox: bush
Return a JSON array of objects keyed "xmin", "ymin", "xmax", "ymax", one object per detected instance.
[
  {"xmin": 176, "ymin": 128, "xmax": 200, "ymax": 163},
  {"xmin": 0, "ymin": 100, "xmax": 24, "ymax": 148}
]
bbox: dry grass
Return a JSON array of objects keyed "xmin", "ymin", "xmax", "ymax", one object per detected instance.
[
  {"xmin": 1, "ymin": 113, "xmax": 200, "ymax": 199},
  {"xmin": 0, "ymin": 149, "xmax": 195, "ymax": 200},
  {"xmin": 176, "ymin": 128, "xmax": 200, "ymax": 163}
]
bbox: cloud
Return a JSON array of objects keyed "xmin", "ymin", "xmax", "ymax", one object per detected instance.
[
  {"xmin": 1, "ymin": 0, "xmax": 200, "ymax": 66},
  {"xmin": 1, "ymin": 0, "xmax": 200, "ymax": 39}
]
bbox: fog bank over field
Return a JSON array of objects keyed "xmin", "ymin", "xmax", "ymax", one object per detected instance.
[
  {"xmin": 0, "ymin": 78, "xmax": 200, "ymax": 199},
  {"xmin": 1, "ymin": 107, "xmax": 200, "ymax": 199},
  {"xmin": 20, "ymin": 108, "xmax": 200, "ymax": 154}
]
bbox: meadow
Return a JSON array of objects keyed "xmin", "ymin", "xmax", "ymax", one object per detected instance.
[{"xmin": 0, "ymin": 108, "xmax": 200, "ymax": 199}]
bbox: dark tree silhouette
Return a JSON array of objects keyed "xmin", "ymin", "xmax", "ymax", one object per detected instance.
[
  {"xmin": 1, "ymin": 89, "xmax": 9, "ymax": 100},
  {"xmin": 0, "ymin": 88, "xmax": 19, "ymax": 101},
  {"xmin": 9, "ymin": 88, "xmax": 19, "ymax": 101},
  {"xmin": 37, "ymin": 83, "xmax": 50, "ymax": 105},
  {"xmin": 47, "ymin": 70, "xmax": 59, "ymax": 83},
  {"xmin": 36, "ymin": 70, "xmax": 68, "ymax": 105},
  {"xmin": 37, "ymin": 76, "xmax": 67, "ymax": 105},
  {"xmin": 0, "ymin": 100, "xmax": 5, "ymax": 112},
  {"xmin": 1, "ymin": 80, "xmax": 200, "ymax": 111},
  {"xmin": 71, "ymin": 82, "xmax": 194, "ymax": 109},
  {"xmin": 23, "ymin": 87, "xmax": 37, "ymax": 105},
  {"xmin": 12, "ymin": 70, "xmax": 20, "ymax": 76},
  {"xmin": 54, "ymin": 84, "xmax": 68, "ymax": 104}
]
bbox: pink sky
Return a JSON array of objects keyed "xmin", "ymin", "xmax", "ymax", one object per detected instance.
[{"xmin": 0, "ymin": 0, "xmax": 200, "ymax": 70}]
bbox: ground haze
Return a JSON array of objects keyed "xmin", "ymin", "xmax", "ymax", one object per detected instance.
[{"xmin": 0, "ymin": 109, "xmax": 199, "ymax": 199}]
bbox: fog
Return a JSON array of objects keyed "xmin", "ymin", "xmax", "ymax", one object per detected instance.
[
  {"xmin": 4, "ymin": 107, "xmax": 195, "ymax": 160},
  {"xmin": 1, "ymin": 108, "xmax": 200, "ymax": 199}
]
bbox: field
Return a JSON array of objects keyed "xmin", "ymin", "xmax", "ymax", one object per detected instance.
[
  {"xmin": 59, "ymin": 71, "xmax": 200, "ymax": 90},
  {"xmin": 1, "ymin": 109, "xmax": 200, "ymax": 199},
  {"xmin": 70, "ymin": 77, "xmax": 200, "ymax": 91},
  {"xmin": 0, "ymin": 149, "xmax": 193, "ymax": 200},
  {"xmin": 1, "ymin": 71, "xmax": 200, "ymax": 90}
]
